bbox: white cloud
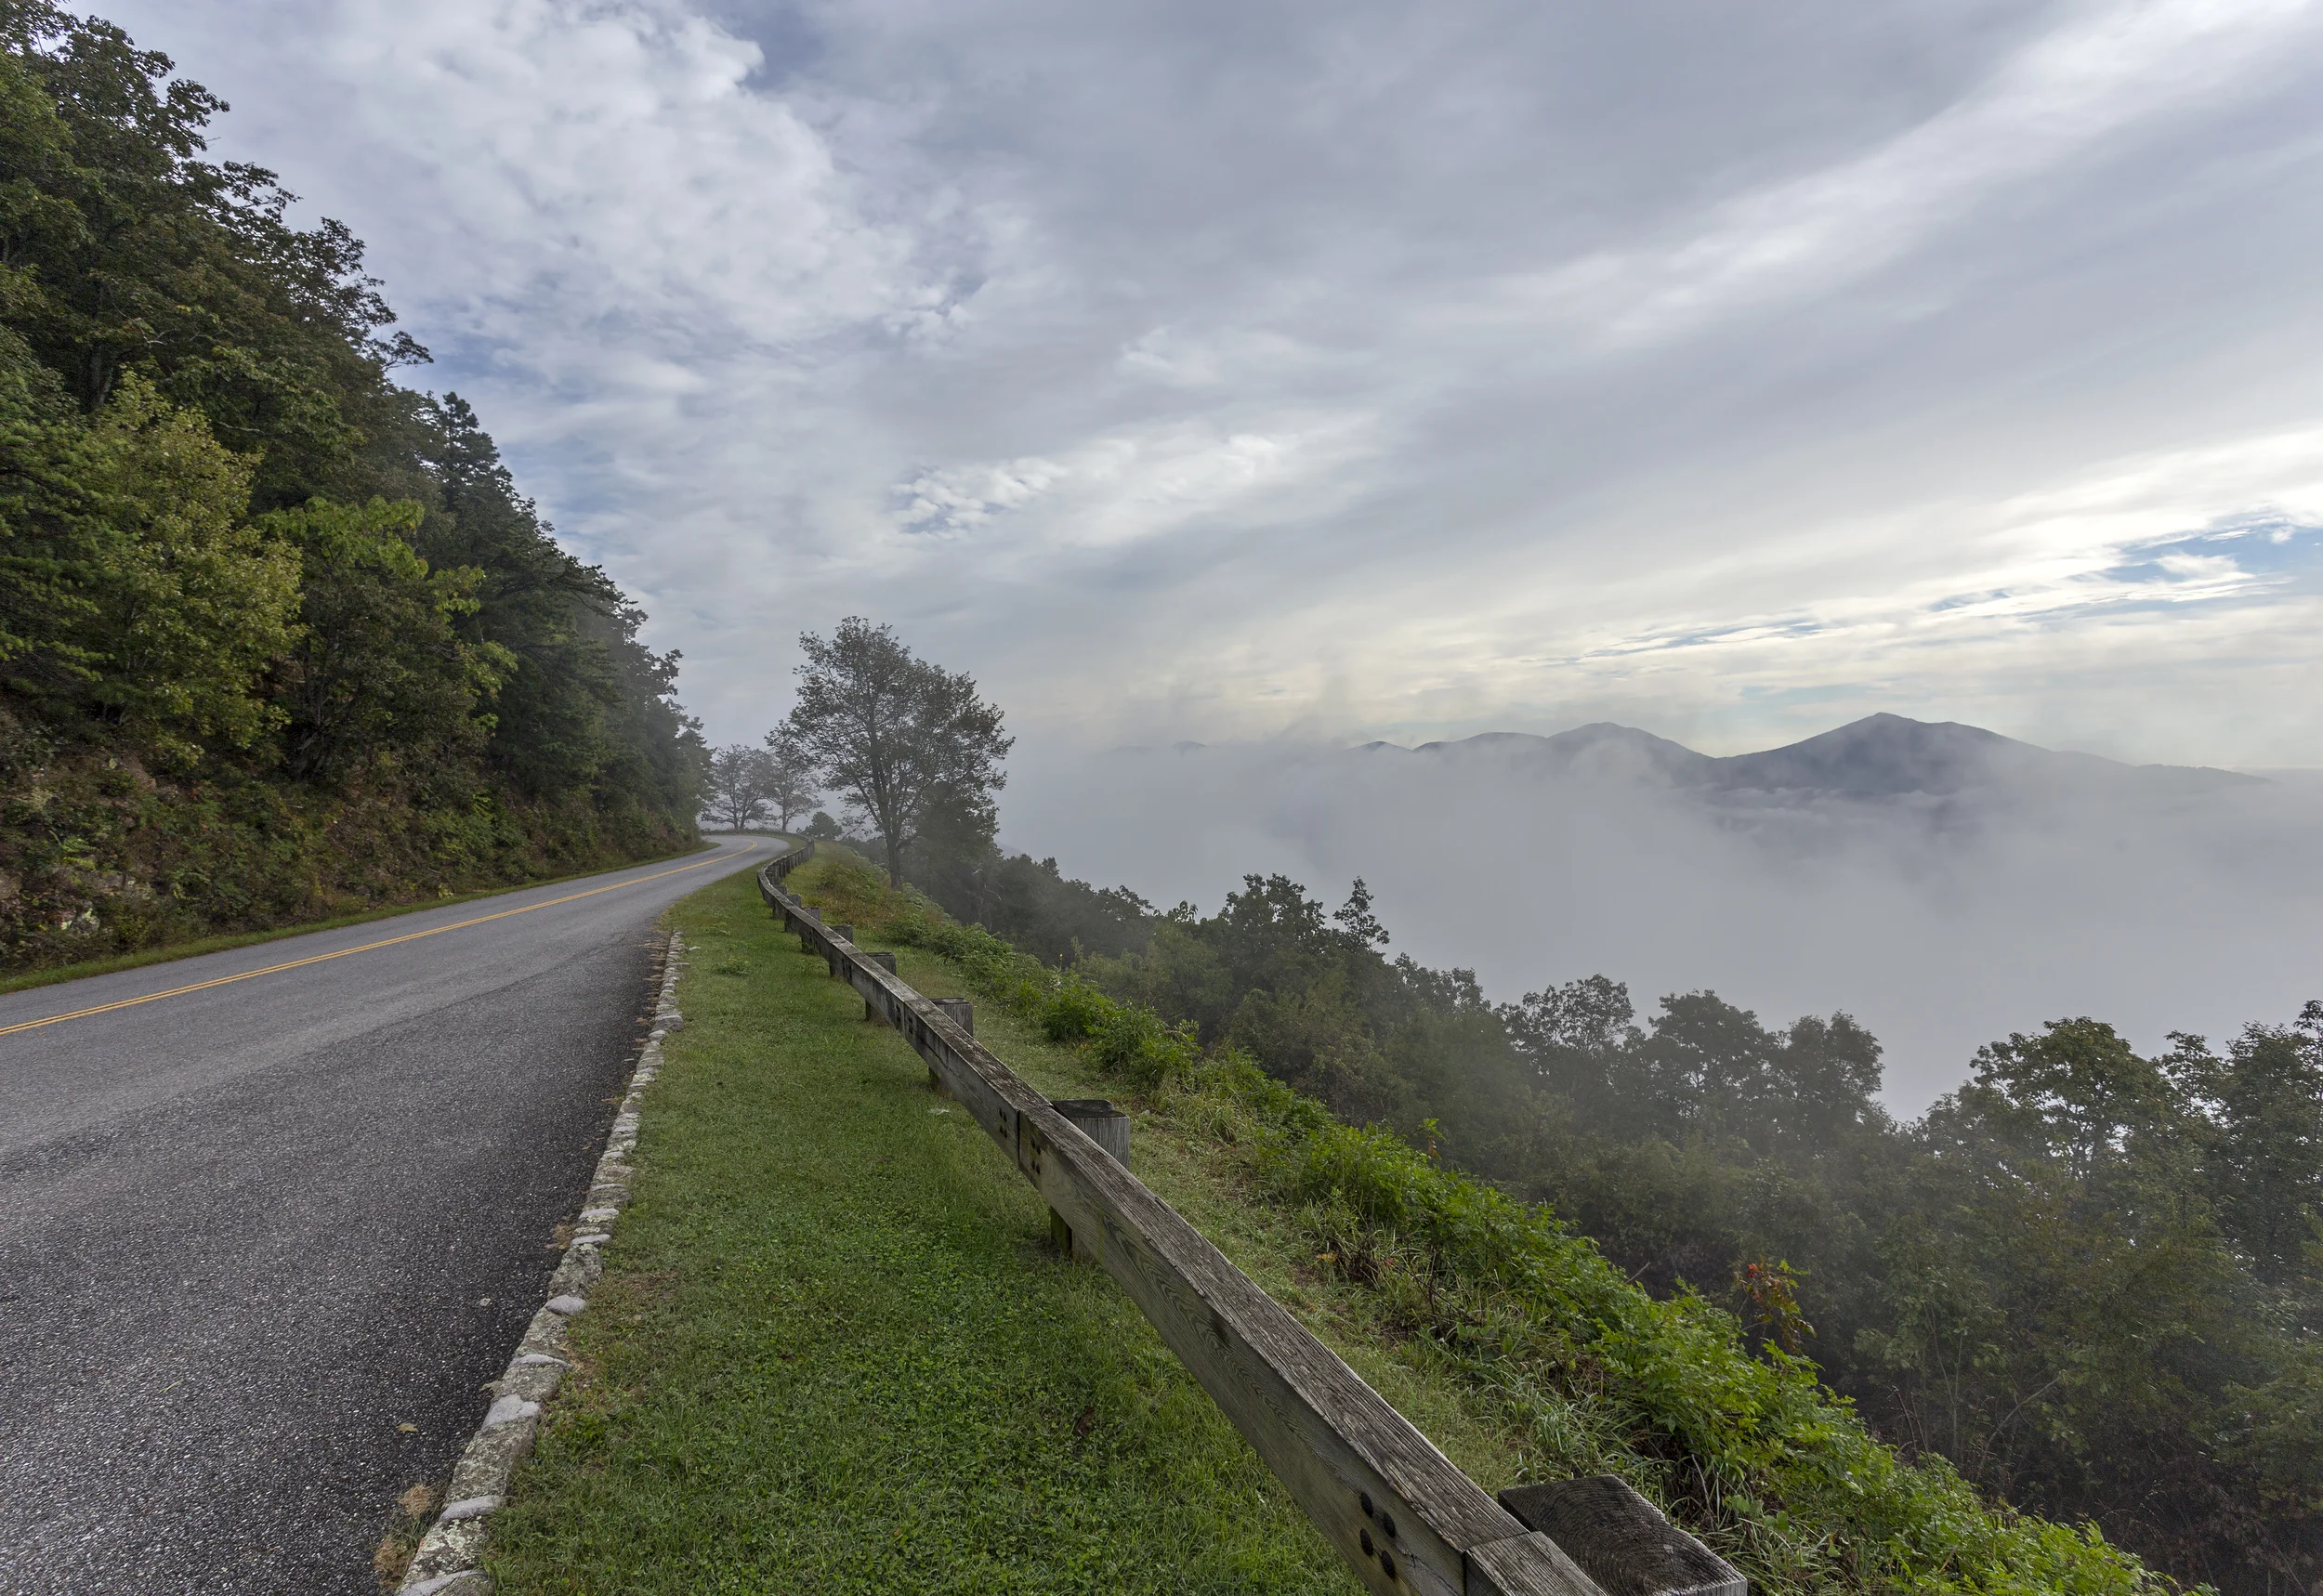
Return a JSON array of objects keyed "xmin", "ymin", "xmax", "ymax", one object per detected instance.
[
  {"xmin": 895, "ymin": 457, "xmax": 1069, "ymax": 534},
  {"xmin": 293, "ymin": 0, "xmax": 932, "ymax": 358},
  {"xmin": 1507, "ymin": 0, "xmax": 2323, "ymax": 343},
  {"xmin": 77, "ymin": 0, "xmax": 2323, "ymax": 1103},
  {"xmin": 1116, "ymin": 326, "xmax": 1332, "ymax": 388},
  {"xmin": 1559, "ymin": 425, "xmax": 2323, "ymax": 661},
  {"xmin": 891, "ymin": 414, "xmax": 1378, "ymax": 548},
  {"xmin": 99, "ymin": 0, "xmax": 2323, "ymax": 769}
]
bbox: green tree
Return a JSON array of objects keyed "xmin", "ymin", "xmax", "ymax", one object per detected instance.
[
  {"xmin": 0, "ymin": 5, "xmax": 426, "ymax": 504},
  {"xmin": 2206, "ymin": 1010, "xmax": 2323, "ymax": 1289},
  {"xmin": 782, "ymin": 617, "xmax": 1011, "ymax": 885},
  {"xmin": 259, "ymin": 495, "xmax": 509, "ymax": 786},
  {"xmin": 759, "ymin": 726, "xmax": 819, "ymax": 831},
  {"xmin": 0, "ymin": 326, "xmax": 100, "ymax": 704},
  {"xmin": 1954, "ymin": 1016, "xmax": 2178, "ymax": 1183},
  {"xmin": 703, "ymin": 743, "xmax": 769, "ymax": 831},
  {"xmin": 417, "ymin": 394, "xmax": 616, "ymax": 797},
  {"xmin": 74, "ymin": 373, "xmax": 296, "ymax": 761},
  {"xmin": 0, "ymin": 3, "xmax": 703, "ymax": 969},
  {"xmin": 1881, "ymin": 1018, "xmax": 2308, "ymax": 1586}
]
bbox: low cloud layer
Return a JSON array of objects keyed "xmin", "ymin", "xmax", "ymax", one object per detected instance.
[
  {"xmin": 99, "ymin": 0, "xmax": 2323, "ymax": 765},
  {"xmin": 1001, "ymin": 730, "xmax": 2323, "ymax": 1112}
]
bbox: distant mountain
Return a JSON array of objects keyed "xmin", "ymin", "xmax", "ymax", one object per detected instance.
[
  {"xmin": 1409, "ymin": 723, "xmax": 1715, "ymax": 783},
  {"xmin": 1389, "ymin": 713, "xmax": 2261, "ymax": 799}
]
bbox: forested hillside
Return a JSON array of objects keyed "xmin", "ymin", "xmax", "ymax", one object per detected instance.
[
  {"xmin": 0, "ymin": 4, "xmax": 703, "ymax": 973},
  {"xmin": 909, "ymin": 838, "xmax": 2323, "ymax": 1594}
]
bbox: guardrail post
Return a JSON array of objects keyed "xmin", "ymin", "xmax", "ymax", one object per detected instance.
[
  {"xmin": 1046, "ymin": 1099, "xmax": 1129, "ymax": 1262},
  {"xmin": 1051, "ymin": 1098, "xmax": 1127, "ymax": 1164},
  {"xmin": 864, "ymin": 950, "xmax": 897, "ymax": 1019}
]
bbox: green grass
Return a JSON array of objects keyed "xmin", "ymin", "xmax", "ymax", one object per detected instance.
[
  {"xmin": 495, "ymin": 847, "xmax": 2172, "ymax": 1595},
  {"xmin": 486, "ymin": 867, "xmax": 1403, "ymax": 1594},
  {"xmin": 0, "ymin": 841, "xmax": 717, "ymax": 998},
  {"xmin": 779, "ymin": 852, "xmax": 2171, "ymax": 1596}
]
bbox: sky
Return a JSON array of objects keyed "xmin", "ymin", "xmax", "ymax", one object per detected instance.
[{"xmin": 101, "ymin": 0, "xmax": 2323, "ymax": 769}]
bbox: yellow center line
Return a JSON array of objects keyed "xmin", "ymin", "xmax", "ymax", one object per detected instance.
[{"xmin": 0, "ymin": 843, "xmax": 759, "ymax": 1039}]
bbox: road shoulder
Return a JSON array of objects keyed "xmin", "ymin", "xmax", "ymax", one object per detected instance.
[{"xmin": 479, "ymin": 869, "xmax": 1380, "ymax": 1593}]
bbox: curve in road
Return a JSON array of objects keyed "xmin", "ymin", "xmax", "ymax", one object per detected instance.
[{"xmin": 0, "ymin": 836, "xmax": 768, "ymax": 1594}]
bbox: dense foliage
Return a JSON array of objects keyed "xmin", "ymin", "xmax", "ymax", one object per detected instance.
[
  {"xmin": 0, "ymin": 4, "xmax": 703, "ymax": 970},
  {"xmin": 900, "ymin": 834, "xmax": 2323, "ymax": 1593},
  {"xmin": 797, "ymin": 847, "xmax": 2177, "ymax": 1596},
  {"xmin": 912, "ymin": 841, "xmax": 1156, "ymax": 965}
]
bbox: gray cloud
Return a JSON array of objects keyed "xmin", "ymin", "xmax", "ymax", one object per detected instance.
[{"xmin": 104, "ymin": 0, "xmax": 2323, "ymax": 762}]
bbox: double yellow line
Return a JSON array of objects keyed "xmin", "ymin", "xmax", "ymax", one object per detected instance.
[{"xmin": 0, "ymin": 843, "xmax": 757, "ymax": 1039}]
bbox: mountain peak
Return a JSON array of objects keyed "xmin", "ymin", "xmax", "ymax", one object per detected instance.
[
  {"xmin": 1411, "ymin": 723, "xmax": 1713, "ymax": 782},
  {"xmin": 1376, "ymin": 713, "xmax": 2258, "ymax": 799},
  {"xmin": 1713, "ymin": 714, "xmax": 2025, "ymax": 796}
]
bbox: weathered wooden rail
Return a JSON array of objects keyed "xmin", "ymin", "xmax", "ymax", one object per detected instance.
[{"xmin": 758, "ymin": 844, "xmax": 1742, "ymax": 1596}]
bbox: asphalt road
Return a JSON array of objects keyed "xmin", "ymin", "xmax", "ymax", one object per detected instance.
[{"xmin": 0, "ymin": 836, "xmax": 770, "ymax": 1595}]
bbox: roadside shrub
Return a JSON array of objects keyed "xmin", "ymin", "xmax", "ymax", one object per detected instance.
[
  {"xmin": 780, "ymin": 849, "xmax": 2169, "ymax": 1596},
  {"xmin": 1039, "ymin": 976, "xmax": 1113, "ymax": 1043},
  {"xmin": 1281, "ymin": 1123, "xmax": 1432, "ymax": 1230},
  {"xmin": 1088, "ymin": 1003, "xmax": 1201, "ymax": 1092}
]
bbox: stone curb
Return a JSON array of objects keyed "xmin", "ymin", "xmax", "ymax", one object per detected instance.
[{"xmin": 395, "ymin": 930, "xmax": 687, "ymax": 1595}]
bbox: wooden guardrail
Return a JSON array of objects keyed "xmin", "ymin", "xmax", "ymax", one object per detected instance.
[{"xmin": 758, "ymin": 844, "xmax": 1742, "ymax": 1596}]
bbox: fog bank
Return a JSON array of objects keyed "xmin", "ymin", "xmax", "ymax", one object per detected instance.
[{"xmin": 998, "ymin": 732, "xmax": 2323, "ymax": 1114}]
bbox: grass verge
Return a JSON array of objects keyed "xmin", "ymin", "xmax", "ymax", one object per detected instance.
[
  {"xmin": 483, "ymin": 866, "xmax": 1393, "ymax": 1593},
  {"xmin": 492, "ymin": 848, "xmax": 2159, "ymax": 1596}
]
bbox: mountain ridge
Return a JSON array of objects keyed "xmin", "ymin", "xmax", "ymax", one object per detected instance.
[{"xmin": 1387, "ymin": 713, "xmax": 2262, "ymax": 798}]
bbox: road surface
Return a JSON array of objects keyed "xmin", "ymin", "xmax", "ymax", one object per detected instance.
[{"xmin": 0, "ymin": 837, "xmax": 768, "ymax": 1594}]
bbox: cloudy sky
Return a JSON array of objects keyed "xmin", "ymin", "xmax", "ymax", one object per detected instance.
[{"xmin": 109, "ymin": 0, "xmax": 2323, "ymax": 765}]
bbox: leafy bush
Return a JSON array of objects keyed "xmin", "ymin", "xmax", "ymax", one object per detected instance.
[
  {"xmin": 783, "ymin": 848, "xmax": 2170, "ymax": 1596},
  {"xmin": 1086, "ymin": 1001, "xmax": 1201, "ymax": 1092}
]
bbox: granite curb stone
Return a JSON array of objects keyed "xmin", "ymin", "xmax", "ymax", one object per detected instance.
[{"xmin": 394, "ymin": 929, "xmax": 686, "ymax": 1595}]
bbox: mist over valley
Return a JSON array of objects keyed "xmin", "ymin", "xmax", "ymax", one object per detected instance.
[{"xmin": 1004, "ymin": 713, "xmax": 2323, "ymax": 1111}]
